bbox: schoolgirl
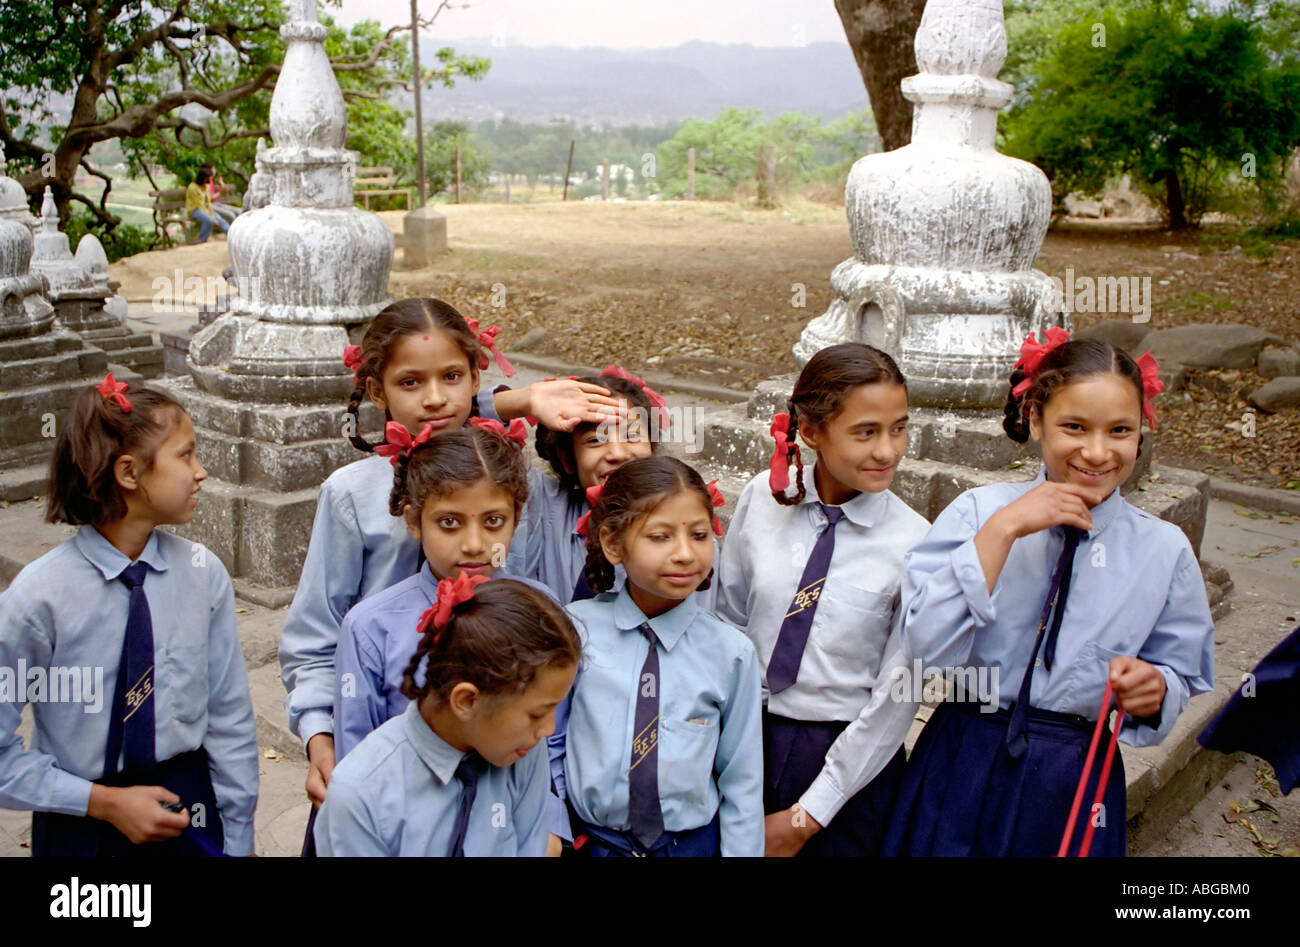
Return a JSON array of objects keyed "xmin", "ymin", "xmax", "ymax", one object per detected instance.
[
  {"xmin": 563, "ymin": 456, "xmax": 764, "ymax": 857},
  {"xmin": 0, "ymin": 377, "xmax": 258, "ymax": 856},
  {"xmin": 882, "ymin": 333, "xmax": 1215, "ymax": 856},
  {"xmin": 314, "ymin": 578, "xmax": 580, "ymax": 856},
  {"xmin": 716, "ymin": 343, "xmax": 930, "ymax": 856}
]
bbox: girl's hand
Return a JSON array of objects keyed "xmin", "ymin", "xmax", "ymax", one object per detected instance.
[
  {"xmin": 1109, "ymin": 656, "xmax": 1167, "ymax": 719},
  {"xmin": 546, "ymin": 834, "xmax": 563, "ymax": 858},
  {"xmin": 990, "ymin": 480, "xmax": 1095, "ymax": 540},
  {"xmin": 87, "ymin": 785, "xmax": 190, "ymax": 844},
  {"xmin": 763, "ymin": 806, "xmax": 821, "ymax": 857},
  {"xmin": 305, "ymin": 733, "xmax": 336, "ymax": 807},
  {"xmin": 528, "ymin": 380, "xmax": 627, "ymax": 432}
]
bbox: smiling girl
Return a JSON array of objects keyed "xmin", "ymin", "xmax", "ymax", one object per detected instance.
[
  {"xmin": 717, "ymin": 343, "xmax": 930, "ymax": 857},
  {"xmin": 882, "ymin": 333, "xmax": 1215, "ymax": 857}
]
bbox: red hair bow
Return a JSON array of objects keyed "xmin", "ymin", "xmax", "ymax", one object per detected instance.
[
  {"xmin": 465, "ymin": 318, "xmax": 516, "ymax": 377},
  {"xmin": 601, "ymin": 364, "xmax": 670, "ymax": 429},
  {"xmin": 374, "ymin": 420, "xmax": 433, "ymax": 466},
  {"xmin": 1011, "ymin": 327, "xmax": 1072, "ymax": 397},
  {"xmin": 574, "ymin": 483, "xmax": 605, "ymax": 537},
  {"xmin": 95, "ymin": 372, "xmax": 132, "ymax": 413},
  {"xmin": 768, "ymin": 412, "xmax": 798, "ymax": 493},
  {"xmin": 415, "ymin": 572, "xmax": 490, "ymax": 642},
  {"xmin": 467, "ymin": 416, "xmax": 529, "ymax": 448},
  {"xmin": 705, "ymin": 479, "xmax": 726, "ymax": 536},
  {"xmin": 342, "ymin": 344, "xmax": 364, "ymax": 383},
  {"xmin": 1134, "ymin": 351, "xmax": 1164, "ymax": 429}
]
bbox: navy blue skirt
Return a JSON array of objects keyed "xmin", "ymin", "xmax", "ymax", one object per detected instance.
[
  {"xmin": 881, "ymin": 702, "xmax": 1127, "ymax": 857},
  {"xmin": 32, "ymin": 748, "xmax": 225, "ymax": 858},
  {"xmin": 1199, "ymin": 624, "xmax": 1300, "ymax": 794},
  {"xmin": 763, "ymin": 711, "xmax": 906, "ymax": 857},
  {"xmin": 575, "ymin": 813, "xmax": 721, "ymax": 857}
]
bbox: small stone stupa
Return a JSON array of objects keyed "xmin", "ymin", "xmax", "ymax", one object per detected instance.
[
  {"xmin": 156, "ymin": 0, "xmax": 394, "ymax": 594},
  {"xmin": 28, "ymin": 188, "xmax": 163, "ymax": 377},
  {"xmin": 0, "ymin": 145, "xmax": 39, "ymax": 235},
  {"xmin": 797, "ymin": 0, "xmax": 1060, "ymax": 409},
  {"xmin": 695, "ymin": 0, "xmax": 1211, "ymax": 563},
  {"xmin": 0, "ymin": 181, "xmax": 107, "ymax": 494}
]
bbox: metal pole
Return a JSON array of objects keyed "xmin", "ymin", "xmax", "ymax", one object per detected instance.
[
  {"xmin": 562, "ymin": 139, "xmax": 575, "ymax": 201},
  {"xmin": 455, "ymin": 143, "xmax": 462, "ymax": 204},
  {"xmin": 411, "ymin": 0, "xmax": 427, "ymax": 207}
]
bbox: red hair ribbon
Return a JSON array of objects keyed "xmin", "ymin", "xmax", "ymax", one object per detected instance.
[
  {"xmin": 1057, "ymin": 681, "xmax": 1124, "ymax": 857},
  {"xmin": 705, "ymin": 479, "xmax": 726, "ymax": 536},
  {"xmin": 1134, "ymin": 351, "xmax": 1163, "ymax": 429},
  {"xmin": 601, "ymin": 363, "xmax": 670, "ymax": 429},
  {"xmin": 467, "ymin": 416, "xmax": 529, "ymax": 448},
  {"xmin": 574, "ymin": 483, "xmax": 605, "ymax": 537},
  {"xmin": 95, "ymin": 372, "xmax": 132, "ymax": 413},
  {"xmin": 342, "ymin": 344, "xmax": 364, "ymax": 383},
  {"xmin": 465, "ymin": 318, "xmax": 516, "ymax": 377},
  {"xmin": 1010, "ymin": 327, "xmax": 1072, "ymax": 397},
  {"xmin": 415, "ymin": 572, "xmax": 490, "ymax": 642},
  {"xmin": 768, "ymin": 412, "xmax": 798, "ymax": 493},
  {"xmin": 374, "ymin": 420, "xmax": 433, "ymax": 466}
]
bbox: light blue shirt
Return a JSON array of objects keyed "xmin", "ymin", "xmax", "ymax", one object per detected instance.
[
  {"xmin": 279, "ymin": 388, "xmax": 505, "ymax": 748},
  {"xmin": 0, "ymin": 526, "xmax": 259, "ymax": 855},
  {"xmin": 716, "ymin": 466, "xmax": 931, "ymax": 825},
  {"xmin": 898, "ymin": 468, "xmax": 1215, "ymax": 746},
  {"xmin": 563, "ymin": 586, "xmax": 764, "ymax": 856},
  {"xmin": 314, "ymin": 702, "xmax": 550, "ymax": 856},
  {"xmin": 517, "ymin": 467, "xmax": 719, "ymax": 611}
]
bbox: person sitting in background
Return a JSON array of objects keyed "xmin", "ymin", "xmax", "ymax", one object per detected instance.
[
  {"xmin": 202, "ymin": 162, "xmax": 241, "ymax": 226},
  {"xmin": 186, "ymin": 168, "xmax": 229, "ymax": 243}
]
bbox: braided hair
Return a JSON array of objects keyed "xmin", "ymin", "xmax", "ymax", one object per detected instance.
[
  {"xmin": 774, "ymin": 343, "xmax": 907, "ymax": 505},
  {"xmin": 1003, "ymin": 339, "xmax": 1145, "ymax": 443},
  {"xmin": 581, "ymin": 455, "xmax": 717, "ymax": 595},
  {"xmin": 346, "ymin": 298, "xmax": 483, "ymax": 454},
  {"xmin": 46, "ymin": 383, "xmax": 186, "ymax": 527},
  {"xmin": 400, "ymin": 579, "xmax": 581, "ymax": 705},
  {"xmin": 390, "ymin": 426, "xmax": 530, "ymax": 526},
  {"xmin": 533, "ymin": 372, "xmax": 659, "ymax": 495}
]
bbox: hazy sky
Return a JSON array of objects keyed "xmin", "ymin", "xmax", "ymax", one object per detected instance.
[{"xmin": 330, "ymin": 0, "xmax": 848, "ymax": 49}]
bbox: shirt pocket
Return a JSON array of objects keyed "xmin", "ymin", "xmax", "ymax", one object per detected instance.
[
  {"xmin": 658, "ymin": 715, "xmax": 719, "ymax": 810},
  {"xmin": 1057, "ymin": 640, "xmax": 1127, "ymax": 717},
  {"xmin": 161, "ymin": 642, "xmax": 209, "ymax": 726},
  {"xmin": 811, "ymin": 584, "xmax": 895, "ymax": 664}
]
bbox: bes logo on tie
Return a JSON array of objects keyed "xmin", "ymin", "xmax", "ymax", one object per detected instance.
[{"xmin": 124, "ymin": 667, "xmax": 154, "ymax": 720}]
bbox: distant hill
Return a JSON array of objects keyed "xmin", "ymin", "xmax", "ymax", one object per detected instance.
[{"xmin": 417, "ymin": 40, "xmax": 871, "ymax": 126}]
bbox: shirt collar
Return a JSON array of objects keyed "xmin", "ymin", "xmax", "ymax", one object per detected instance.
[
  {"xmin": 1028, "ymin": 466, "xmax": 1125, "ymax": 539},
  {"xmin": 74, "ymin": 525, "xmax": 169, "ymax": 581},
  {"xmin": 401, "ymin": 702, "xmax": 470, "ymax": 786},
  {"xmin": 802, "ymin": 460, "xmax": 888, "ymax": 529},
  {"xmin": 612, "ymin": 583, "xmax": 698, "ymax": 651},
  {"xmin": 417, "ymin": 561, "xmax": 442, "ymax": 602}
]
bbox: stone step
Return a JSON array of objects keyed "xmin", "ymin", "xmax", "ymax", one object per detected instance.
[{"xmin": 0, "ymin": 349, "xmax": 93, "ymax": 390}]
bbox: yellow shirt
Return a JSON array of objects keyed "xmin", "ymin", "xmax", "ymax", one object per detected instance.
[{"xmin": 185, "ymin": 182, "xmax": 214, "ymax": 215}]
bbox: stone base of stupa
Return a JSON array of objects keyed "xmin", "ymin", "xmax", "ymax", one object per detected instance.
[
  {"xmin": 696, "ymin": 373, "xmax": 1228, "ymax": 615},
  {"xmin": 151, "ymin": 374, "xmax": 382, "ymax": 596}
]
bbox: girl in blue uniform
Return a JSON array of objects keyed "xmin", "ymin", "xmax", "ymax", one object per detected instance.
[
  {"xmin": 279, "ymin": 297, "xmax": 625, "ymax": 822},
  {"xmin": 315, "ymin": 577, "xmax": 580, "ymax": 856},
  {"xmin": 717, "ymin": 343, "xmax": 930, "ymax": 857},
  {"xmin": 882, "ymin": 334, "xmax": 1215, "ymax": 857},
  {"xmin": 0, "ymin": 376, "xmax": 258, "ymax": 856},
  {"xmin": 563, "ymin": 456, "xmax": 764, "ymax": 857}
]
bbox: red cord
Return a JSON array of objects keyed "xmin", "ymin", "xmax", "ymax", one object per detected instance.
[{"xmin": 1057, "ymin": 681, "xmax": 1125, "ymax": 857}]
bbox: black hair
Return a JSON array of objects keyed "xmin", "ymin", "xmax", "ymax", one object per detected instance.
[
  {"xmin": 390, "ymin": 425, "xmax": 530, "ymax": 524},
  {"xmin": 1003, "ymin": 338, "xmax": 1146, "ymax": 443}
]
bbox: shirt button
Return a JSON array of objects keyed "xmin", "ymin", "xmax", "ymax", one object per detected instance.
[{"xmin": 1035, "ymin": 659, "xmax": 1043, "ymax": 668}]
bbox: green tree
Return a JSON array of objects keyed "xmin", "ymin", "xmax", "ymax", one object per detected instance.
[
  {"xmin": 656, "ymin": 107, "xmax": 763, "ymax": 198},
  {"xmin": 1001, "ymin": 0, "xmax": 1300, "ymax": 228},
  {"xmin": 419, "ymin": 120, "xmax": 490, "ymax": 197}
]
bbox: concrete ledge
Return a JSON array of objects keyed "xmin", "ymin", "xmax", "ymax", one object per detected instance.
[
  {"xmin": 233, "ymin": 578, "xmax": 298, "ymax": 610},
  {"xmin": 0, "ymin": 465, "xmax": 47, "ymax": 504},
  {"xmin": 1207, "ymin": 476, "xmax": 1300, "ymax": 516}
]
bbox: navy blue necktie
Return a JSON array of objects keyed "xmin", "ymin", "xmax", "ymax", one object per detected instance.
[
  {"xmin": 628, "ymin": 623, "xmax": 664, "ymax": 849},
  {"xmin": 1005, "ymin": 527, "xmax": 1082, "ymax": 759},
  {"xmin": 117, "ymin": 562, "xmax": 156, "ymax": 773},
  {"xmin": 767, "ymin": 503, "xmax": 844, "ymax": 693},
  {"xmin": 447, "ymin": 753, "xmax": 483, "ymax": 857}
]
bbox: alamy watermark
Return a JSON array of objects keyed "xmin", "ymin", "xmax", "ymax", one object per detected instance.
[
  {"xmin": 1047, "ymin": 267, "xmax": 1152, "ymax": 323},
  {"xmin": 0, "ymin": 661, "xmax": 104, "ymax": 713}
]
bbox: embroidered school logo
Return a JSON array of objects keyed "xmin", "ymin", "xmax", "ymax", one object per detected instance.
[
  {"xmin": 631, "ymin": 716, "xmax": 659, "ymax": 769},
  {"xmin": 49, "ymin": 877, "xmax": 151, "ymax": 927},
  {"xmin": 785, "ymin": 579, "xmax": 824, "ymax": 617},
  {"xmin": 123, "ymin": 667, "xmax": 154, "ymax": 718}
]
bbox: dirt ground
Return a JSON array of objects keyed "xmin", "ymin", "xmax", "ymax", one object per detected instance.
[{"xmin": 110, "ymin": 200, "xmax": 1300, "ymax": 488}]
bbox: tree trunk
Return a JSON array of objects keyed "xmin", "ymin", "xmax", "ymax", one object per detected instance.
[
  {"xmin": 834, "ymin": 0, "xmax": 927, "ymax": 152},
  {"xmin": 1164, "ymin": 167, "xmax": 1188, "ymax": 230}
]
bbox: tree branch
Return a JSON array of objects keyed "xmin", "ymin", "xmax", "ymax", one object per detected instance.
[
  {"xmin": 155, "ymin": 115, "xmax": 269, "ymax": 150},
  {"xmin": 79, "ymin": 157, "xmax": 113, "ymax": 216}
]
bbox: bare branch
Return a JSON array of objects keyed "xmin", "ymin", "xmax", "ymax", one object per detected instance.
[
  {"xmin": 155, "ymin": 115, "xmax": 269, "ymax": 150},
  {"xmin": 79, "ymin": 157, "xmax": 113, "ymax": 215}
]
